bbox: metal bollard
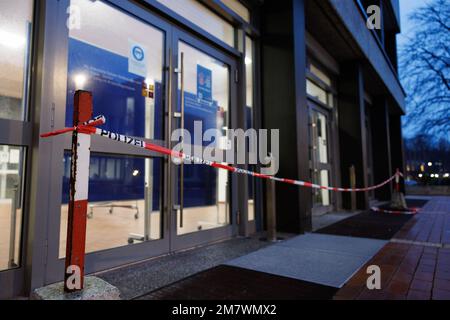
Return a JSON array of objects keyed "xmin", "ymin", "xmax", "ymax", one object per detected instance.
[
  {"xmin": 350, "ymin": 165, "xmax": 356, "ymax": 211},
  {"xmin": 264, "ymin": 156, "xmax": 277, "ymax": 242}
]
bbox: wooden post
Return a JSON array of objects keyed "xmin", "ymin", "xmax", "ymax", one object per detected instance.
[{"xmin": 64, "ymin": 91, "xmax": 92, "ymax": 292}]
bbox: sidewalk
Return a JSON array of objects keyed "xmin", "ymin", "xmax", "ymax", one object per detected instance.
[
  {"xmin": 334, "ymin": 196, "xmax": 450, "ymax": 300},
  {"xmin": 97, "ymin": 196, "xmax": 450, "ymax": 300}
]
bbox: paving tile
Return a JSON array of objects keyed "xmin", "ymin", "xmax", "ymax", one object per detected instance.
[
  {"xmin": 436, "ymin": 270, "xmax": 450, "ymax": 280},
  {"xmin": 419, "ymin": 258, "xmax": 436, "ymax": 268},
  {"xmin": 414, "ymin": 271, "xmax": 434, "ymax": 282},
  {"xmin": 407, "ymin": 289, "xmax": 431, "ymax": 300},
  {"xmin": 416, "ymin": 265, "xmax": 435, "ymax": 273},
  {"xmin": 433, "ymin": 278, "xmax": 450, "ymax": 291},
  {"xmin": 385, "ymin": 280, "xmax": 409, "ymax": 295},
  {"xmin": 422, "ymin": 253, "xmax": 437, "ymax": 261},
  {"xmin": 384, "ymin": 292, "xmax": 406, "ymax": 300},
  {"xmin": 432, "ymin": 289, "xmax": 450, "ymax": 300},
  {"xmin": 358, "ymin": 289, "xmax": 387, "ymax": 300},
  {"xmin": 391, "ymin": 271, "xmax": 413, "ymax": 285},
  {"xmin": 397, "ymin": 264, "xmax": 417, "ymax": 275},
  {"xmin": 334, "ymin": 285, "xmax": 364, "ymax": 300},
  {"xmin": 424, "ymin": 247, "xmax": 438, "ymax": 255},
  {"xmin": 410, "ymin": 279, "xmax": 432, "ymax": 292}
]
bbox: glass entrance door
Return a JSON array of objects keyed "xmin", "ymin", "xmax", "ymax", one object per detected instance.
[
  {"xmin": 309, "ymin": 105, "xmax": 333, "ymax": 215},
  {"xmin": 170, "ymin": 32, "xmax": 235, "ymax": 250},
  {"xmin": 45, "ymin": 0, "xmax": 238, "ymax": 284},
  {"xmin": 46, "ymin": 0, "xmax": 171, "ymax": 284}
]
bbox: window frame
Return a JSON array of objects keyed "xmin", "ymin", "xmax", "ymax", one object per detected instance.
[{"xmin": 0, "ymin": 0, "xmax": 38, "ymax": 296}]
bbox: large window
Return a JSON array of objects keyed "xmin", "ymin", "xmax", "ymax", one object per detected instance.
[
  {"xmin": 0, "ymin": 1, "xmax": 33, "ymax": 121},
  {"xmin": 306, "ymin": 60, "xmax": 335, "ymax": 109},
  {"xmin": 0, "ymin": 0, "xmax": 34, "ymax": 272},
  {"xmin": 66, "ymin": 0, "xmax": 164, "ymax": 139},
  {"xmin": 60, "ymin": 153, "xmax": 162, "ymax": 257},
  {"xmin": 59, "ymin": 0, "xmax": 165, "ymax": 255},
  {"xmin": 0, "ymin": 146, "xmax": 25, "ymax": 271}
]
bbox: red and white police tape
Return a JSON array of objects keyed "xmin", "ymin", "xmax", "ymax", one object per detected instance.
[
  {"xmin": 370, "ymin": 207, "xmax": 418, "ymax": 215},
  {"xmin": 40, "ymin": 115, "xmax": 404, "ymax": 194}
]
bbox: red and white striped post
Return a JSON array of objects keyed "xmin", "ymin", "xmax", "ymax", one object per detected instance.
[
  {"xmin": 395, "ymin": 168, "xmax": 401, "ymax": 192},
  {"xmin": 64, "ymin": 90, "xmax": 92, "ymax": 292}
]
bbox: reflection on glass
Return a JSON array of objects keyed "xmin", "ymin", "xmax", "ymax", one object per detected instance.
[
  {"xmin": 221, "ymin": 0, "xmax": 250, "ymax": 23},
  {"xmin": 0, "ymin": 145, "xmax": 24, "ymax": 271},
  {"xmin": 312, "ymin": 169, "xmax": 330, "ymax": 207},
  {"xmin": 66, "ymin": 0, "xmax": 164, "ymax": 139},
  {"xmin": 245, "ymin": 36, "xmax": 255, "ymax": 221},
  {"xmin": 176, "ymin": 42, "xmax": 230, "ymax": 235},
  {"xmin": 157, "ymin": 0, "xmax": 235, "ymax": 47},
  {"xmin": 317, "ymin": 112, "xmax": 328, "ymax": 163},
  {"xmin": 60, "ymin": 153, "xmax": 162, "ymax": 257},
  {"xmin": 310, "ymin": 63, "xmax": 331, "ymax": 86},
  {"xmin": 310, "ymin": 109, "xmax": 331, "ymax": 208},
  {"xmin": 245, "ymin": 36, "xmax": 253, "ymax": 108},
  {"xmin": 0, "ymin": 0, "xmax": 33, "ymax": 121},
  {"xmin": 306, "ymin": 80, "xmax": 327, "ymax": 105}
]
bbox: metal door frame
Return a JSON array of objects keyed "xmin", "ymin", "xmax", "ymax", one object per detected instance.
[
  {"xmin": 168, "ymin": 28, "xmax": 237, "ymax": 252},
  {"xmin": 43, "ymin": 0, "xmax": 175, "ymax": 285},
  {"xmin": 40, "ymin": 0, "xmax": 239, "ymax": 285}
]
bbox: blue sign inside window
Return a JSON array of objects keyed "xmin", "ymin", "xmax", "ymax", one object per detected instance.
[{"xmin": 197, "ymin": 64, "xmax": 212, "ymax": 102}]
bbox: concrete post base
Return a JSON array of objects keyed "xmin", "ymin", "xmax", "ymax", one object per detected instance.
[{"xmin": 31, "ymin": 276, "xmax": 121, "ymax": 300}]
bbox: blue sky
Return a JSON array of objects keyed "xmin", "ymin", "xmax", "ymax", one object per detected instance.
[
  {"xmin": 397, "ymin": 0, "xmax": 427, "ymax": 48},
  {"xmin": 397, "ymin": 1, "xmax": 428, "ymax": 138}
]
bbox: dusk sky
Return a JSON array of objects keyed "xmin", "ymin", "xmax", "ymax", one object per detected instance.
[{"xmin": 397, "ymin": 0, "xmax": 427, "ymax": 48}]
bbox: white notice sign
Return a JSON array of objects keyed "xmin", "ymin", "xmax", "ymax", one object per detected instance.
[{"xmin": 128, "ymin": 40, "xmax": 147, "ymax": 77}]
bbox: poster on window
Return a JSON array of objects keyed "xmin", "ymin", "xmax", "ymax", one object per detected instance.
[
  {"xmin": 197, "ymin": 64, "xmax": 212, "ymax": 103},
  {"xmin": 128, "ymin": 40, "xmax": 147, "ymax": 77}
]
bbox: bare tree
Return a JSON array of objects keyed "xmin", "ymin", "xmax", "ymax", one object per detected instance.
[{"xmin": 400, "ymin": 0, "xmax": 450, "ymax": 137}]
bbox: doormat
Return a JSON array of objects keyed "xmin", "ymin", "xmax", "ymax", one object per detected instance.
[
  {"xmin": 137, "ymin": 265, "xmax": 338, "ymax": 300},
  {"xmin": 315, "ymin": 210, "xmax": 413, "ymax": 240},
  {"xmin": 225, "ymin": 233, "xmax": 386, "ymax": 288}
]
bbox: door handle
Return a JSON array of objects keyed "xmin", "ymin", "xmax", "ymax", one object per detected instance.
[{"xmin": 179, "ymin": 51, "xmax": 185, "ymax": 228}]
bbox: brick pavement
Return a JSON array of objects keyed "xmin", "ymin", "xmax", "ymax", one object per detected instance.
[{"xmin": 334, "ymin": 196, "xmax": 450, "ymax": 300}]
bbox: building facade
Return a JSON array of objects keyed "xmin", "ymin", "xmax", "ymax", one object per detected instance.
[{"xmin": 0, "ymin": 0, "xmax": 405, "ymax": 298}]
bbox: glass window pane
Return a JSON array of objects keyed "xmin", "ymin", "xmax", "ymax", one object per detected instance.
[
  {"xmin": 221, "ymin": 0, "xmax": 250, "ymax": 23},
  {"xmin": 0, "ymin": 145, "xmax": 25, "ymax": 271},
  {"xmin": 0, "ymin": 0, "xmax": 33, "ymax": 121},
  {"xmin": 245, "ymin": 36, "xmax": 253, "ymax": 108},
  {"xmin": 60, "ymin": 153, "xmax": 162, "ymax": 257},
  {"xmin": 66, "ymin": 0, "xmax": 164, "ymax": 139},
  {"xmin": 306, "ymin": 79, "xmax": 327, "ymax": 105},
  {"xmin": 317, "ymin": 112, "xmax": 328, "ymax": 163},
  {"xmin": 157, "ymin": 0, "xmax": 235, "ymax": 47},
  {"xmin": 310, "ymin": 63, "xmax": 331, "ymax": 86},
  {"xmin": 245, "ymin": 37, "xmax": 255, "ymax": 221},
  {"xmin": 176, "ymin": 42, "xmax": 230, "ymax": 235},
  {"xmin": 320, "ymin": 170, "xmax": 330, "ymax": 206}
]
